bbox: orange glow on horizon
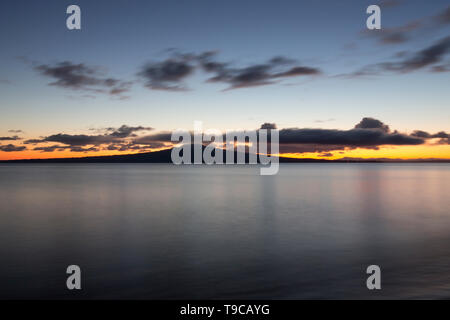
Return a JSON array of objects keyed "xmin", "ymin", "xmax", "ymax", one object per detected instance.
[
  {"xmin": 280, "ymin": 144, "xmax": 450, "ymax": 160},
  {"xmin": 0, "ymin": 147, "xmax": 171, "ymax": 161},
  {"xmin": 1, "ymin": 142, "xmax": 449, "ymax": 161}
]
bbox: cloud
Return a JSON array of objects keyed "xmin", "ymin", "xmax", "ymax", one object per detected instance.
[
  {"xmin": 381, "ymin": 36, "xmax": 450, "ymax": 72},
  {"xmin": 410, "ymin": 130, "xmax": 432, "ymax": 138},
  {"xmin": 261, "ymin": 118, "xmax": 424, "ymax": 154},
  {"xmin": 35, "ymin": 61, "xmax": 132, "ymax": 97},
  {"xmin": 138, "ymin": 51, "xmax": 321, "ymax": 91},
  {"xmin": 411, "ymin": 130, "xmax": 449, "ymax": 144},
  {"xmin": 432, "ymin": 131, "xmax": 450, "ymax": 139},
  {"xmin": 435, "ymin": 6, "xmax": 450, "ymax": 25},
  {"xmin": 0, "ymin": 144, "xmax": 26, "ymax": 152},
  {"xmin": 0, "ymin": 136, "xmax": 21, "ymax": 141},
  {"xmin": 278, "ymin": 144, "xmax": 349, "ymax": 154},
  {"xmin": 23, "ymin": 139, "xmax": 46, "ymax": 144},
  {"xmin": 130, "ymin": 118, "xmax": 425, "ymax": 151},
  {"xmin": 138, "ymin": 54, "xmax": 196, "ymax": 91},
  {"xmin": 132, "ymin": 118, "xmax": 425, "ymax": 154},
  {"xmin": 318, "ymin": 152, "xmax": 334, "ymax": 157},
  {"xmin": 25, "ymin": 125, "xmax": 153, "ymax": 147},
  {"xmin": 260, "ymin": 123, "xmax": 277, "ymax": 130},
  {"xmin": 381, "ymin": 25, "xmax": 420, "ymax": 44},
  {"xmin": 5, "ymin": 119, "xmax": 443, "ymax": 156},
  {"xmin": 33, "ymin": 145, "xmax": 70, "ymax": 152},
  {"xmin": 42, "ymin": 133, "xmax": 118, "ymax": 146},
  {"xmin": 198, "ymin": 53, "xmax": 320, "ymax": 90},
  {"xmin": 278, "ymin": 127, "xmax": 423, "ymax": 147},
  {"xmin": 32, "ymin": 141, "xmax": 161, "ymax": 153},
  {"xmin": 273, "ymin": 120, "xmax": 448, "ymax": 155},
  {"xmin": 365, "ymin": 21, "xmax": 422, "ymax": 45},
  {"xmin": 69, "ymin": 146, "xmax": 100, "ymax": 153},
  {"xmin": 22, "ymin": 124, "xmax": 165, "ymax": 154},
  {"xmin": 345, "ymin": 36, "xmax": 450, "ymax": 77},
  {"xmin": 8, "ymin": 129, "xmax": 23, "ymax": 133},
  {"xmin": 106, "ymin": 143, "xmax": 164, "ymax": 151},
  {"xmin": 132, "ymin": 132, "xmax": 173, "ymax": 144},
  {"xmin": 355, "ymin": 117, "xmax": 390, "ymax": 132},
  {"xmin": 105, "ymin": 125, "xmax": 153, "ymax": 138}
]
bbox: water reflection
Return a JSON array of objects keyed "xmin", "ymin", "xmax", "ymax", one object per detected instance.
[{"xmin": 0, "ymin": 163, "xmax": 449, "ymax": 299}]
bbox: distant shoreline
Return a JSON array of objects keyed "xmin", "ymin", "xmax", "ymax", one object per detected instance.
[{"xmin": 1, "ymin": 147, "xmax": 449, "ymax": 164}]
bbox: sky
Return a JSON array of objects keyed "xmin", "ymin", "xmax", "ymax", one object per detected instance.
[{"xmin": 0, "ymin": 0, "xmax": 449, "ymax": 160}]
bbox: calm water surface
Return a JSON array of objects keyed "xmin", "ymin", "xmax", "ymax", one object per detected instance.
[{"xmin": 0, "ymin": 163, "xmax": 449, "ymax": 299}]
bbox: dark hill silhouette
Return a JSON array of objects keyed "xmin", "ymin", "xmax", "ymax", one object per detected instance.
[{"xmin": 1, "ymin": 145, "xmax": 335, "ymax": 163}]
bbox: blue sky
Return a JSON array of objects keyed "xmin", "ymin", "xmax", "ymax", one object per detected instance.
[{"xmin": 0, "ymin": 0, "xmax": 449, "ymax": 155}]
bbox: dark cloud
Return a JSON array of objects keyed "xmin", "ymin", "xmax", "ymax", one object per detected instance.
[
  {"xmin": 279, "ymin": 144, "xmax": 349, "ymax": 154},
  {"xmin": 278, "ymin": 127, "xmax": 423, "ymax": 147},
  {"xmin": 23, "ymin": 139, "xmax": 46, "ymax": 145},
  {"xmin": 33, "ymin": 145, "xmax": 70, "ymax": 152},
  {"xmin": 5, "ymin": 119, "xmax": 442, "ymax": 156},
  {"xmin": 138, "ymin": 56, "xmax": 195, "ymax": 91},
  {"xmin": 106, "ymin": 144, "xmax": 120, "ymax": 151},
  {"xmin": 411, "ymin": 130, "xmax": 449, "ymax": 139},
  {"xmin": 43, "ymin": 133, "xmax": 118, "ymax": 146},
  {"xmin": 35, "ymin": 61, "xmax": 132, "ymax": 97},
  {"xmin": 432, "ymin": 131, "xmax": 449, "ymax": 139},
  {"xmin": 272, "ymin": 66, "xmax": 320, "ymax": 78},
  {"xmin": 138, "ymin": 51, "xmax": 321, "ymax": 91},
  {"xmin": 106, "ymin": 142, "xmax": 165, "ymax": 151},
  {"xmin": 436, "ymin": 6, "xmax": 450, "ymax": 24},
  {"xmin": 33, "ymin": 141, "xmax": 160, "ymax": 153},
  {"xmin": 120, "ymin": 143, "xmax": 161, "ymax": 151},
  {"xmin": 0, "ymin": 136, "xmax": 21, "ymax": 141},
  {"xmin": 260, "ymin": 123, "xmax": 277, "ymax": 130},
  {"xmin": 26, "ymin": 125, "xmax": 154, "ymax": 147},
  {"xmin": 69, "ymin": 146, "xmax": 100, "ymax": 153},
  {"xmin": 105, "ymin": 125, "xmax": 153, "ymax": 138},
  {"xmin": 118, "ymin": 144, "xmax": 142, "ymax": 151},
  {"xmin": 366, "ymin": 21, "xmax": 422, "ymax": 45},
  {"xmin": 411, "ymin": 130, "xmax": 449, "ymax": 144},
  {"xmin": 132, "ymin": 118, "xmax": 425, "ymax": 151},
  {"xmin": 269, "ymin": 118, "xmax": 424, "ymax": 154},
  {"xmin": 318, "ymin": 152, "xmax": 334, "ymax": 157},
  {"xmin": 355, "ymin": 117, "xmax": 390, "ymax": 132},
  {"xmin": 0, "ymin": 144, "xmax": 26, "ymax": 152},
  {"xmin": 20, "ymin": 124, "xmax": 164, "ymax": 154},
  {"xmin": 198, "ymin": 53, "xmax": 320, "ymax": 90},
  {"xmin": 8, "ymin": 129, "xmax": 23, "ymax": 133},
  {"xmin": 346, "ymin": 36, "xmax": 450, "ymax": 77},
  {"xmin": 362, "ymin": 6, "xmax": 449, "ymax": 48},
  {"xmin": 382, "ymin": 36, "xmax": 450, "ymax": 72},
  {"xmin": 377, "ymin": 32, "xmax": 409, "ymax": 45},
  {"xmin": 411, "ymin": 130, "xmax": 431, "ymax": 138},
  {"xmin": 132, "ymin": 132, "xmax": 173, "ymax": 144}
]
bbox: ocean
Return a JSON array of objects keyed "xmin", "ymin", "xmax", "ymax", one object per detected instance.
[{"xmin": 0, "ymin": 163, "xmax": 449, "ymax": 299}]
